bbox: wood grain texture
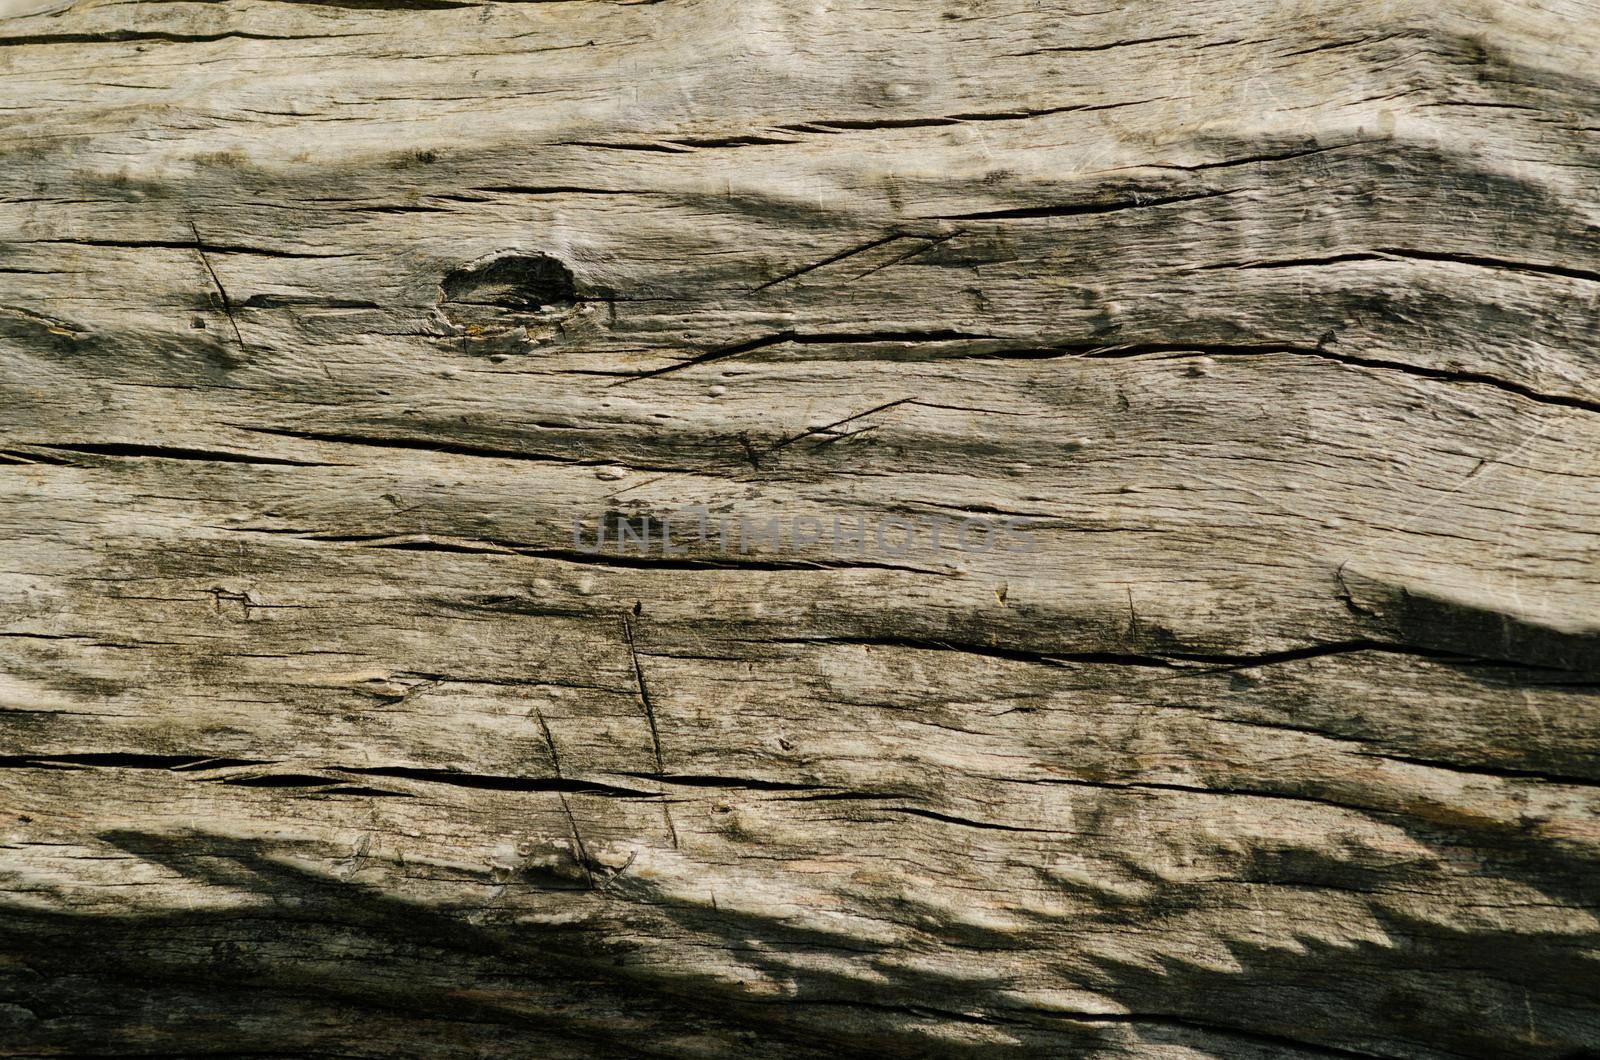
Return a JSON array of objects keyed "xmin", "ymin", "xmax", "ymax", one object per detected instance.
[{"xmin": 1, "ymin": 0, "xmax": 1598, "ymax": 1056}]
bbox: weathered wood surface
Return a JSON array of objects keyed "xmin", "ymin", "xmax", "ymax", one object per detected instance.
[{"xmin": 1, "ymin": 0, "xmax": 1598, "ymax": 1056}]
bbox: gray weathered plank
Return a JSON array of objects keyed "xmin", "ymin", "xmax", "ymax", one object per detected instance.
[{"xmin": 1, "ymin": 0, "xmax": 1598, "ymax": 1055}]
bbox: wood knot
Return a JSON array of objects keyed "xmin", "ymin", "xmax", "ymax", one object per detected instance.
[
  {"xmin": 434, "ymin": 251, "xmax": 607, "ymax": 355},
  {"xmin": 441, "ymin": 252, "xmax": 577, "ymax": 313}
]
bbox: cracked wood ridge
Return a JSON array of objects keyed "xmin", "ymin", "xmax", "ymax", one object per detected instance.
[{"xmin": 1, "ymin": 0, "xmax": 1598, "ymax": 1056}]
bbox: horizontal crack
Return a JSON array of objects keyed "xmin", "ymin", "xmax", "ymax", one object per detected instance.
[
  {"xmin": 1125, "ymin": 140, "xmax": 1379, "ymax": 172},
  {"xmin": 879, "ymin": 806, "xmax": 1074, "ymax": 834},
  {"xmin": 1203, "ymin": 246, "xmax": 1600, "ymax": 288},
  {"xmin": 214, "ymin": 527, "xmax": 951, "ymax": 577},
  {"xmin": 0, "ymin": 754, "xmax": 267, "ymax": 772},
  {"xmin": 19, "ymin": 237, "xmax": 350, "ymax": 259},
  {"xmin": 745, "ymin": 635, "xmax": 1182, "ymax": 668},
  {"xmin": 1006, "ymin": 32, "xmax": 1201, "ymax": 56},
  {"xmin": 925, "ymin": 186, "xmax": 1247, "ymax": 221},
  {"xmin": 0, "ymin": 755, "xmax": 664, "ymax": 798},
  {"xmin": 745, "ymin": 634, "xmax": 1532, "ymax": 674},
  {"xmin": 230, "ymin": 425, "xmax": 593, "ymax": 464},
  {"xmin": 24, "ymin": 442, "xmax": 333, "ymax": 467},
  {"xmin": 331, "ymin": 766, "xmax": 663, "ymax": 797},
  {"xmin": 614, "ymin": 329, "xmax": 997, "ymax": 383},
  {"xmin": 1360, "ymin": 751, "xmax": 1600, "ymax": 790},
  {"xmin": 0, "ymin": 29, "xmax": 372, "ymax": 47},
  {"xmin": 610, "ymin": 772, "xmax": 830, "ymax": 792}
]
